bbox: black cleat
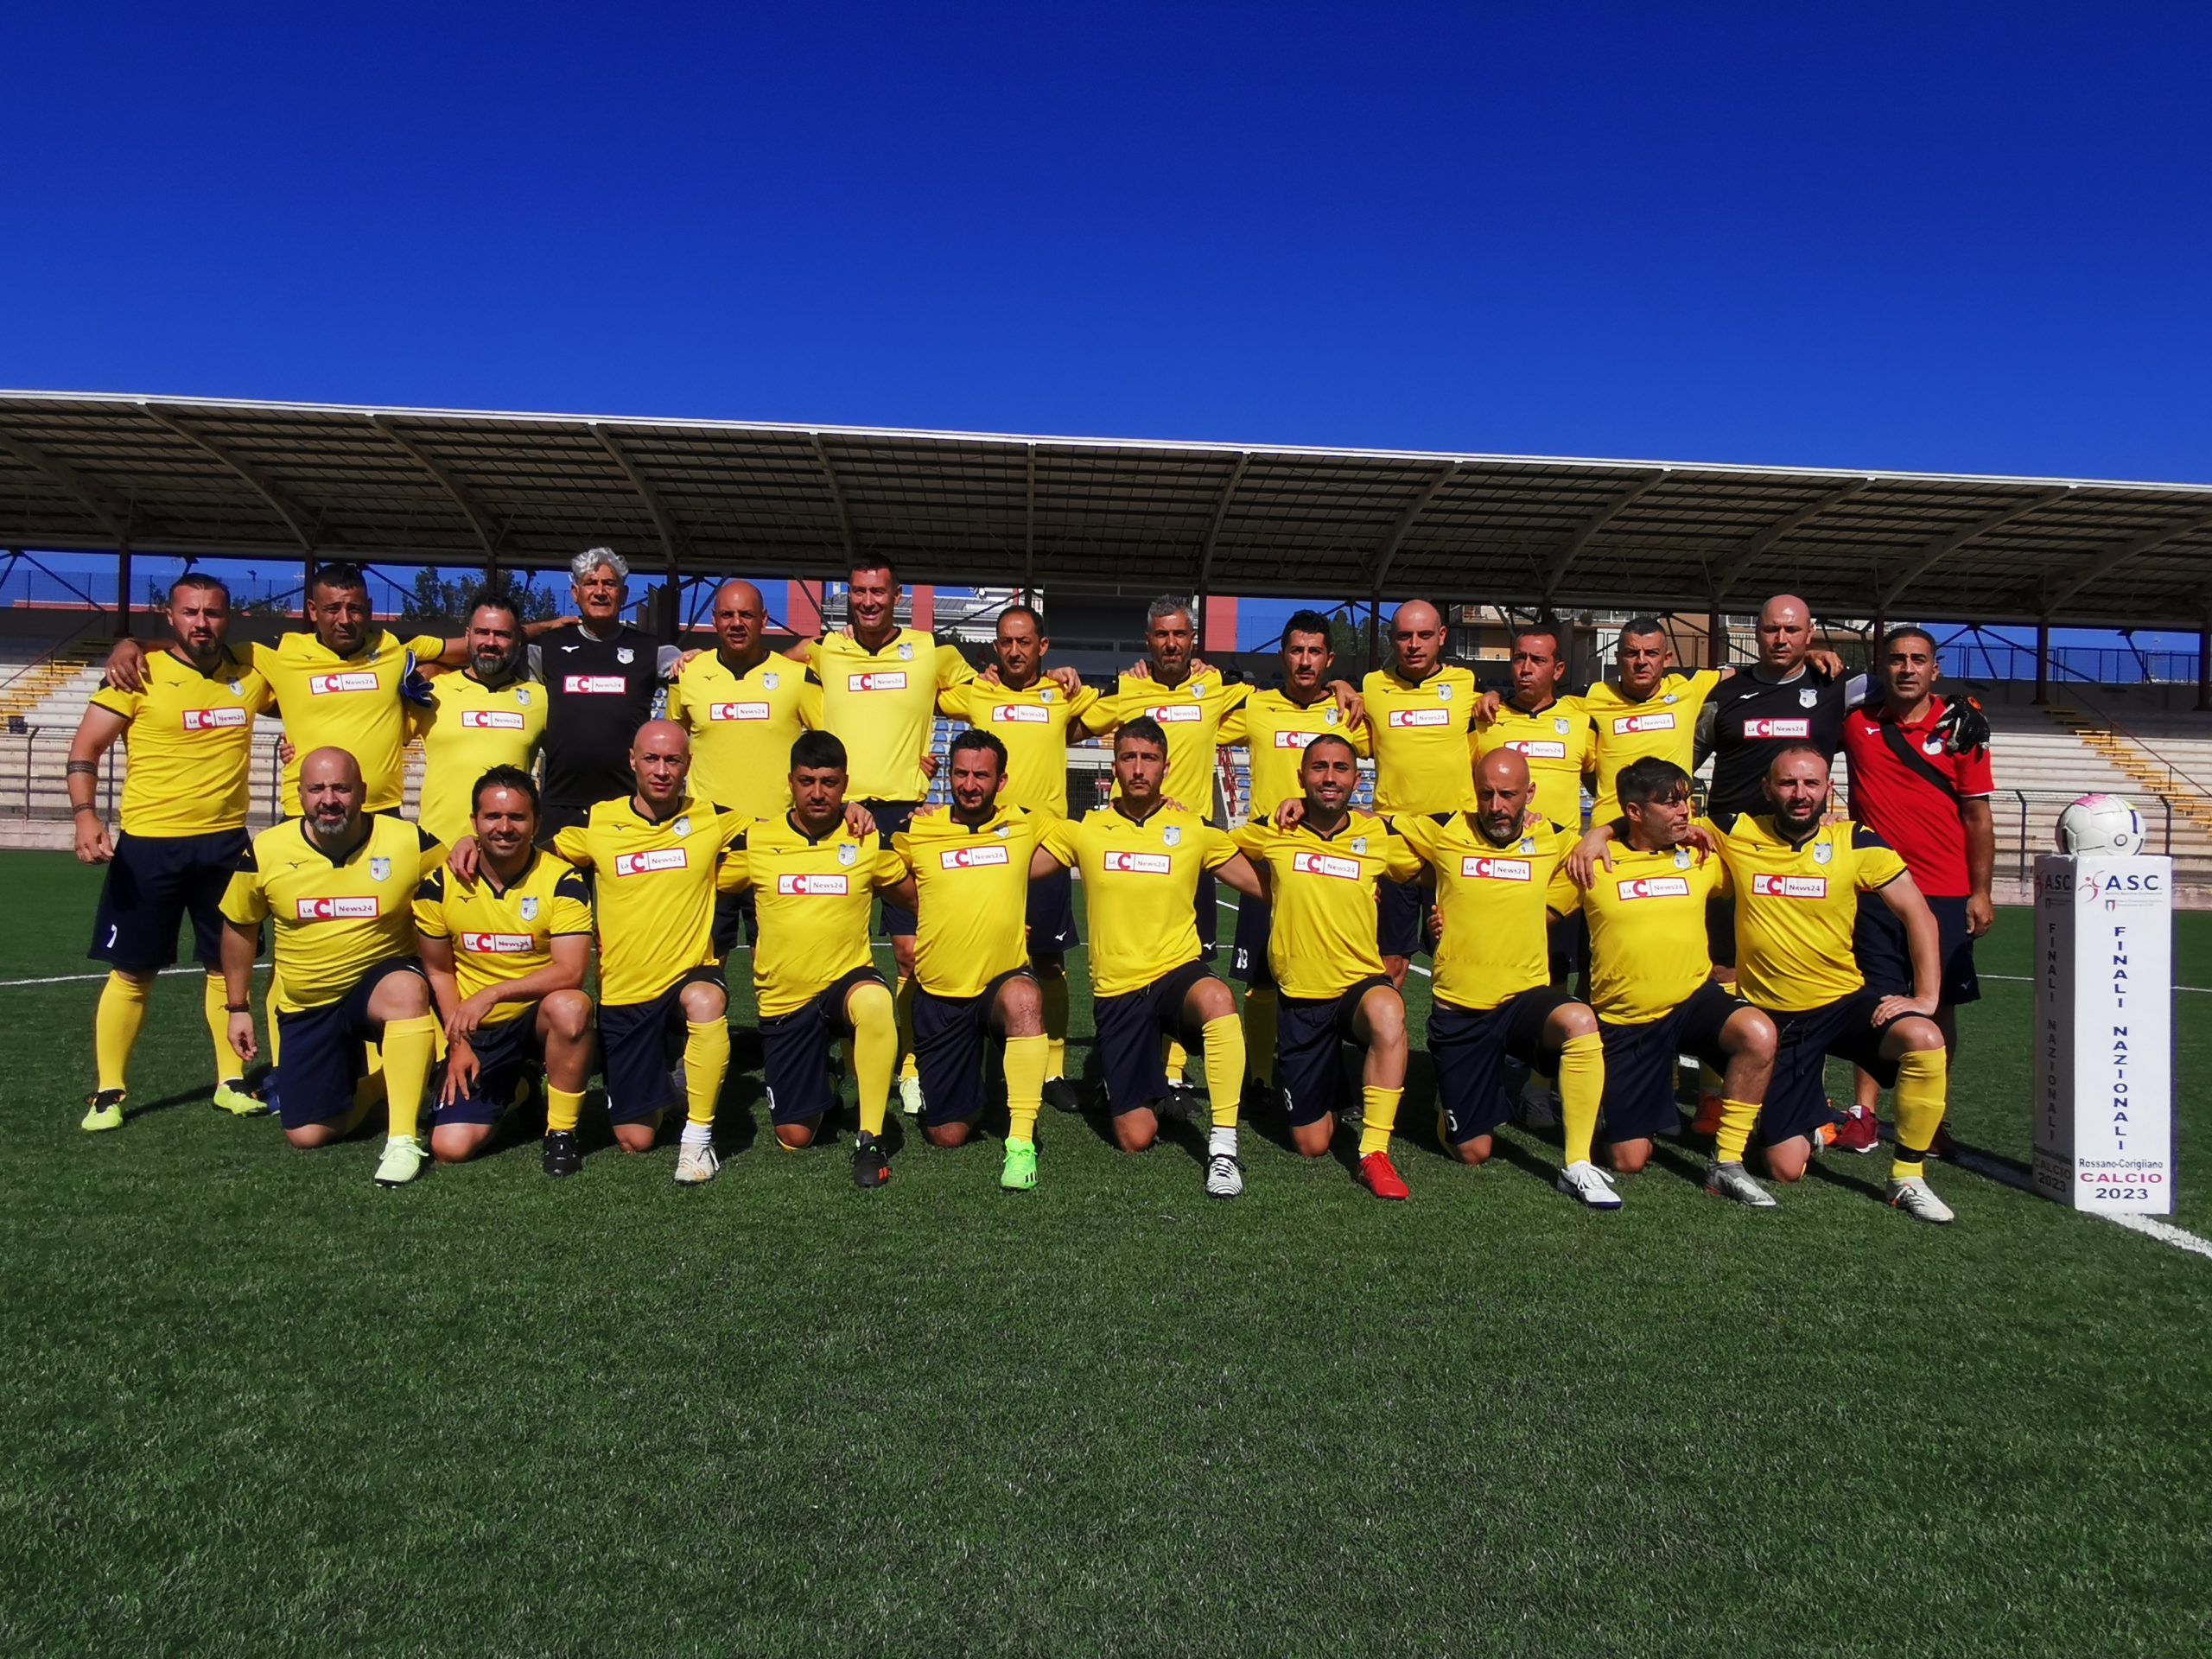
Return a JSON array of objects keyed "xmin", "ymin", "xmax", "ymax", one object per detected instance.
[
  {"xmin": 851, "ymin": 1130, "xmax": 891, "ymax": 1190},
  {"xmin": 541, "ymin": 1129, "xmax": 582, "ymax": 1179},
  {"xmin": 1041, "ymin": 1077, "xmax": 1084, "ymax": 1115},
  {"xmin": 1156, "ymin": 1084, "xmax": 1206, "ymax": 1122}
]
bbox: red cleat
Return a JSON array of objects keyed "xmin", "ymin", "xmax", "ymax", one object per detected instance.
[
  {"xmin": 1690, "ymin": 1093, "xmax": 1725, "ymax": 1136},
  {"xmin": 1834, "ymin": 1103, "xmax": 1882, "ymax": 1154},
  {"xmin": 1357, "ymin": 1151, "xmax": 1410, "ymax": 1201}
]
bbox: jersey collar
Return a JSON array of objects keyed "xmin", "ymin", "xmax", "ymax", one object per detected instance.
[
  {"xmin": 1298, "ymin": 809, "xmax": 1359, "ymax": 842},
  {"xmin": 298, "ymin": 815, "xmax": 375, "ymax": 868},
  {"xmin": 161, "ymin": 645, "xmax": 239, "ymax": 680},
  {"xmin": 478, "ymin": 849, "xmax": 540, "ymax": 898},
  {"xmin": 626, "ymin": 791, "xmax": 694, "ymax": 827},
  {"xmin": 785, "ymin": 808, "xmax": 850, "ymax": 845}
]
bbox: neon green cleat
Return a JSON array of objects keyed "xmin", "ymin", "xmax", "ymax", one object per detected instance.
[
  {"xmin": 373, "ymin": 1134, "xmax": 428, "ymax": 1188},
  {"xmin": 212, "ymin": 1078, "xmax": 269, "ymax": 1117},
  {"xmin": 80, "ymin": 1090, "xmax": 125, "ymax": 1133},
  {"xmin": 1000, "ymin": 1137, "xmax": 1039, "ymax": 1192}
]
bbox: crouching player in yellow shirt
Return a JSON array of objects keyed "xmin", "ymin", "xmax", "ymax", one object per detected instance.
[
  {"xmin": 887, "ymin": 730, "xmax": 1060, "ymax": 1191},
  {"xmin": 1393, "ymin": 749, "xmax": 1615, "ymax": 1209},
  {"xmin": 1713, "ymin": 747, "xmax": 1955, "ymax": 1223},
  {"xmin": 414, "ymin": 766, "xmax": 597, "ymax": 1176},
  {"xmin": 216, "ymin": 747, "xmax": 445, "ymax": 1187},
  {"xmin": 1037, "ymin": 718, "xmax": 1262, "ymax": 1198},
  {"xmin": 1569, "ymin": 757, "xmax": 1777, "ymax": 1207},
  {"xmin": 718, "ymin": 731, "xmax": 906, "ymax": 1190},
  {"xmin": 1235, "ymin": 734, "xmax": 1425, "ymax": 1200}
]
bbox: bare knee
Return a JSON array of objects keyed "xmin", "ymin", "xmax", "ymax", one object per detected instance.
[
  {"xmin": 541, "ymin": 990, "xmax": 593, "ymax": 1042},
  {"xmin": 613, "ymin": 1117, "xmax": 658, "ymax": 1153},
  {"xmin": 1452, "ymin": 1135, "xmax": 1493, "ymax": 1166},
  {"xmin": 430, "ymin": 1125, "xmax": 489, "ymax": 1165},
  {"xmin": 1765, "ymin": 1141, "xmax": 1811, "ymax": 1183},
  {"xmin": 925, "ymin": 1120, "xmax": 974, "ymax": 1148},
  {"xmin": 776, "ymin": 1120, "xmax": 818, "ymax": 1150},
  {"xmin": 1611, "ymin": 1140, "xmax": 1651, "ymax": 1174},
  {"xmin": 1114, "ymin": 1110, "xmax": 1158, "ymax": 1153},
  {"xmin": 285, "ymin": 1122, "xmax": 339, "ymax": 1149},
  {"xmin": 1292, "ymin": 1119, "xmax": 1335, "ymax": 1158}
]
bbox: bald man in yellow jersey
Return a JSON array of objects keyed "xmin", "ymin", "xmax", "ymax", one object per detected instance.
[{"xmin": 412, "ymin": 591, "xmax": 548, "ymax": 844}]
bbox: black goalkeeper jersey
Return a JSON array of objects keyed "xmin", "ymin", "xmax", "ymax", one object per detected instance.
[
  {"xmin": 1702, "ymin": 667, "xmax": 1853, "ymax": 823},
  {"xmin": 538, "ymin": 622, "xmax": 664, "ymax": 816}
]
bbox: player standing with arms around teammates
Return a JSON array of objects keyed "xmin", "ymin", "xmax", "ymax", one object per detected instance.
[
  {"xmin": 413, "ymin": 766, "xmax": 596, "ymax": 1175},
  {"xmin": 936, "ymin": 603, "xmax": 1100, "ymax": 1110},
  {"xmin": 887, "ymin": 732, "xmax": 1062, "ymax": 1191},
  {"xmin": 535, "ymin": 547, "xmax": 688, "ymax": 839},
  {"xmin": 216, "ymin": 748, "xmax": 446, "ymax": 1186},
  {"xmin": 1841, "ymin": 626, "xmax": 1996, "ymax": 1150},
  {"xmin": 71, "ymin": 572, "xmax": 274, "ymax": 1128},
  {"xmin": 411, "ymin": 590, "xmax": 547, "ymax": 846},
  {"xmin": 1392, "ymin": 749, "xmax": 1617, "ymax": 1209},
  {"xmin": 1236, "ymin": 734, "xmax": 1425, "ymax": 1200},
  {"xmin": 1038, "ymin": 719, "xmax": 1260, "ymax": 1198},
  {"xmin": 1706, "ymin": 748, "xmax": 1957, "ymax": 1221}
]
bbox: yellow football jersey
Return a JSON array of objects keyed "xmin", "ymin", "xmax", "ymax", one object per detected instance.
[
  {"xmin": 1583, "ymin": 669, "xmax": 1722, "ymax": 823},
  {"xmin": 721, "ymin": 814, "xmax": 906, "ymax": 1017},
  {"xmin": 1039, "ymin": 805, "xmax": 1237, "ymax": 998},
  {"xmin": 937, "ymin": 678, "xmax": 1100, "ymax": 818},
  {"xmin": 252, "ymin": 628, "xmax": 446, "ymax": 816},
  {"xmin": 893, "ymin": 805, "xmax": 1052, "ymax": 998},
  {"xmin": 1220, "ymin": 689, "xmax": 1370, "ymax": 819},
  {"xmin": 1716, "ymin": 817, "xmax": 1909, "ymax": 1013},
  {"xmin": 88, "ymin": 646, "xmax": 272, "ymax": 836},
  {"xmin": 413, "ymin": 671, "xmax": 548, "ymax": 846},
  {"xmin": 664, "ymin": 650, "xmax": 823, "ymax": 819},
  {"xmin": 1358, "ymin": 664, "xmax": 1481, "ymax": 814},
  {"xmin": 552, "ymin": 794, "xmax": 747, "ymax": 1007},
  {"xmin": 1083, "ymin": 669, "xmax": 1250, "ymax": 816},
  {"xmin": 1231, "ymin": 811, "xmax": 1423, "ymax": 999},
  {"xmin": 1474, "ymin": 695, "xmax": 1594, "ymax": 830},
  {"xmin": 1573, "ymin": 835, "xmax": 1730, "ymax": 1025},
  {"xmin": 804, "ymin": 628, "xmax": 976, "ymax": 801},
  {"xmin": 219, "ymin": 813, "xmax": 443, "ymax": 1013},
  {"xmin": 1395, "ymin": 814, "xmax": 1578, "ymax": 1012},
  {"xmin": 412, "ymin": 849, "xmax": 593, "ymax": 1026}
]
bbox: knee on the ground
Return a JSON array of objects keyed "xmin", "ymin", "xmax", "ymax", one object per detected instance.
[{"xmin": 430, "ymin": 1125, "xmax": 488, "ymax": 1164}]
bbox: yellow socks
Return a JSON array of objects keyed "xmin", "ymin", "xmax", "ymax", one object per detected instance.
[
  {"xmin": 94, "ymin": 971, "xmax": 149, "ymax": 1093},
  {"xmin": 1199, "ymin": 1015, "xmax": 1245, "ymax": 1131},
  {"xmin": 1003, "ymin": 1033, "xmax": 1048, "ymax": 1146},
  {"xmin": 380, "ymin": 1014, "xmax": 439, "ymax": 1142},
  {"xmin": 264, "ymin": 968, "xmax": 283, "ymax": 1067},
  {"xmin": 202, "ymin": 974, "xmax": 238, "ymax": 1084},
  {"xmin": 683, "ymin": 1018, "xmax": 730, "ymax": 1128},
  {"xmin": 1891, "ymin": 1047, "xmax": 1948, "ymax": 1179},
  {"xmin": 1165, "ymin": 1037, "xmax": 1190, "ymax": 1082},
  {"xmin": 1556, "ymin": 1031, "xmax": 1604, "ymax": 1166},
  {"xmin": 547, "ymin": 1085, "xmax": 585, "ymax": 1135},
  {"xmin": 1713, "ymin": 1097, "xmax": 1760, "ymax": 1166},
  {"xmin": 850, "ymin": 980, "xmax": 897, "ymax": 1137},
  {"xmin": 1040, "ymin": 975, "xmax": 1069, "ymax": 1079},
  {"xmin": 894, "ymin": 973, "xmax": 919, "ymax": 1083},
  {"xmin": 1357, "ymin": 1084, "xmax": 1403, "ymax": 1157},
  {"xmin": 1242, "ymin": 988, "xmax": 1277, "ymax": 1085}
]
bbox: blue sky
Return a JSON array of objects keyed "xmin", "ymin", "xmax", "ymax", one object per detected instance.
[{"xmin": 6, "ymin": 4, "xmax": 2209, "ymax": 650}]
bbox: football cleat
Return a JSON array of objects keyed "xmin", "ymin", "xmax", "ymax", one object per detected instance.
[
  {"xmin": 1690, "ymin": 1092, "xmax": 1725, "ymax": 1137},
  {"xmin": 1356, "ymin": 1151, "xmax": 1410, "ymax": 1201},
  {"xmin": 1516, "ymin": 1074, "xmax": 1561, "ymax": 1132},
  {"xmin": 898, "ymin": 1073, "xmax": 925, "ymax": 1116},
  {"xmin": 1204, "ymin": 1152, "xmax": 1245, "ymax": 1199},
  {"xmin": 1930, "ymin": 1122, "xmax": 1960, "ymax": 1160},
  {"xmin": 1041, "ymin": 1077, "xmax": 1083, "ymax": 1115},
  {"xmin": 80, "ymin": 1089, "xmax": 125, "ymax": 1133},
  {"xmin": 1704, "ymin": 1159, "xmax": 1777, "ymax": 1208},
  {"xmin": 373, "ymin": 1134, "xmax": 428, "ymax": 1188},
  {"xmin": 541, "ymin": 1129, "xmax": 582, "ymax": 1179},
  {"xmin": 1156, "ymin": 1083, "xmax": 1206, "ymax": 1122},
  {"xmin": 212, "ymin": 1078, "xmax": 268, "ymax": 1117},
  {"xmin": 1888, "ymin": 1175, "xmax": 1955, "ymax": 1224},
  {"xmin": 672, "ymin": 1141, "xmax": 721, "ymax": 1185},
  {"xmin": 1555, "ymin": 1160, "xmax": 1623, "ymax": 1210},
  {"xmin": 1241, "ymin": 1077, "xmax": 1291, "ymax": 1121},
  {"xmin": 1834, "ymin": 1103, "xmax": 1882, "ymax": 1154},
  {"xmin": 1000, "ymin": 1138, "xmax": 1039, "ymax": 1192},
  {"xmin": 851, "ymin": 1130, "xmax": 890, "ymax": 1190}
]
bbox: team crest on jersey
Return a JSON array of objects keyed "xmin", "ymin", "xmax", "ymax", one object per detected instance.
[
  {"xmin": 1923, "ymin": 738, "xmax": 1944, "ymax": 755},
  {"xmin": 616, "ymin": 646, "xmax": 634, "ymax": 664},
  {"xmin": 898, "ymin": 641, "xmax": 914, "ymax": 661},
  {"xmin": 1554, "ymin": 716, "xmax": 1570, "ymax": 734},
  {"xmin": 672, "ymin": 816, "xmax": 691, "ymax": 837},
  {"xmin": 995, "ymin": 821, "xmax": 1013, "ymax": 838},
  {"xmin": 1814, "ymin": 841, "xmax": 1834, "ymax": 865},
  {"xmin": 1520, "ymin": 837, "xmax": 1536, "ymax": 853},
  {"xmin": 1351, "ymin": 837, "xmax": 1368, "ymax": 855},
  {"xmin": 837, "ymin": 842, "xmax": 859, "ymax": 867},
  {"xmin": 1673, "ymin": 847, "xmax": 1692, "ymax": 869},
  {"xmin": 1662, "ymin": 691, "xmax": 1678, "ymax": 704},
  {"xmin": 369, "ymin": 857, "xmax": 391, "ymax": 882},
  {"xmin": 1325, "ymin": 707, "xmax": 1338, "ymax": 725},
  {"xmin": 1800, "ymin": 688, "xmax": 1819, "ymax": 708},
  {"xmin": 763, "ymin": 671, "xmax": 779, "ymax": 690},
  {"xmin": 1436, "ymin": 683, "xmax": 1453, "ymax": 701},
  {"xmin": 228, "ymin": 680, "xmax": 244, "ymax": 696},
  {"xmin": 515, "ymin": 687, "xmax": 531, "ymax": 705},
  {"xmin": 1163, "ymin": 824, "xmax": 1182, "ymax": 846},
  {"xmin": 1041, "ymin": 685, "xmax": 1056, "ymax": 702},
  {"xmin": 520, "ymin": 895, "xmax": 540, "ymax": 921}
]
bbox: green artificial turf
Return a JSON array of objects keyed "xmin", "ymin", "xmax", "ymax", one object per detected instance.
[{"xmin": 3, "ymin": 850, "xmax": 2209, "ymax": 1656}]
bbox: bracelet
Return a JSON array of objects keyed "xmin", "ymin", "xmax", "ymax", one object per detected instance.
[
  {"xmin": 72, "ymin": 804, "xmax": 99, "ymax": 816},
  {"xmin": 224, "ymin": 1002, "xmax": 251, "ymax": 1014},
  {"xmin": 65, "ymin": 760, "xmax": 99, "ymax": 777}
]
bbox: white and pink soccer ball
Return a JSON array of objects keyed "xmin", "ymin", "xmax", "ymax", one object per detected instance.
[{"xmin": 2056, "ymin": 794, "xmax": 2146, "ymax": 857}]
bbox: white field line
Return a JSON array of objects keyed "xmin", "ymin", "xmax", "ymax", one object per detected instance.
[{"xmin": 0, "ymin": 963, "xmax": 272, "ymax": 989}]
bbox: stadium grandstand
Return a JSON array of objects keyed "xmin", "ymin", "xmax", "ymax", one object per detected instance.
[{"xmin": 5, "ymin": 389, "xmax": 2212, "ymax": 895}]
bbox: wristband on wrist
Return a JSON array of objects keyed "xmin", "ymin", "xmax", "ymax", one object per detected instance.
[
  {"xmin": 73, "ymin": 804, "xmax": 99, "ymax": 816},
  {"xmin": 224, "ymin": 1002, "xmax": 251, "ymax": 1014}
]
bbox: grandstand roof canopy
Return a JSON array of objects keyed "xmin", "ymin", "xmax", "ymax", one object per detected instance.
[{"xmin": 3, "ymin": 390, "xmax": 2210, "ymax": 627}]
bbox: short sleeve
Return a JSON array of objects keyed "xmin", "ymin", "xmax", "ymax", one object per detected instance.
[
  {"xmin": 663, "ymin": 667, "xmax": 691, "ymax": 723},
  {"xmin": 1850, "ymin": 824, "xmax": 1908, "ymax": 890},
  {"xmin": 715, "ymin": 836, "xmax": 753, "ymax": 894},
  {"xmin": 415, "ymin": 827, "xmax": 445, "ymax": 883},
  {"xmin": 1064, "ymin": 683, "xmax": 1103, "ymax": 724},
  {"xmin": 874, "ymin": 846, "xmax": 912, "ymax": 890},
  {"xmin": 1229, "ymin": 822, "xmax": 1267, "ymax": 860},
  {"xmin": 1378, "ymin": 830, "xmax": 1425, "ymax": 884},
  {"xmin": 796, "ymin": 669, "xmax": 824, "ymax": 730},
  {"xmin": 413, "ymin": 874, "xmax": 449, "ymax": 938},
  {"xmin": 798, "ymin": 637, "xmax": 823, "ymax": 667},
  {"xmin": 888, "ymin": 830, "xmax": 919, "ymax": 874},
  {"xmin": 1344, "ymin": 720, "xmax": 1372, "ymax": 759},
  {"xmin": 1955, "ymin": 741, "xmax": 1996, "ymax": 797},
  {"xmin": 1035, "ymin": 818, "xmax": 1075, "ymax": 868},
  {"xmin": 1545, "ymin": 861, "xmax": 1580, "ymax": 917},
  {"xmin": 936, "ymin": 682, "xmax": 976, "ymax": 722},
  {"xmin": 249, "ymin": 640, "xmax": 280, "ymax": 677},
  {"xmin": 1214, "ymin": 700, "xmax": 1248, "ymax": 746},
  {"xmin": 1077, "ymin": 689, "xmax": 1126, "ymax": 736},
  {"xmin": 933, "ymin": 644, "xmax": 976, "ymax": 691},
  {"xmin": 655, "ymin": 644, "xmax": 684, "ymax": 682},
  {"xmin": 1388, "ymin": 814, "xmax": 1437, "ymax": 861},
  {"xmin": 550, "ymin": 870, "xmax": 595, "ymax": 934},
  {"xmin": 219, "ymin": 847, "xmax": 267, "ymax": 926},
  {"xmin": 1199, "ymin": 826, "xmax": 1240, "ymax": 870},
  {"xmin": 1707, "ymin": 854, "xmax": 1732, "ymax": 901},
  {"xmin": 87, "ymin": 684, "xmax": 139, "ymax": 721},
  {"xmin": 407, "ymin": 632, "xmax": 448, "ymax": 663},
  {"xmin": 551, "ymin": 824, "xmax": 590, "ymax": 868}
]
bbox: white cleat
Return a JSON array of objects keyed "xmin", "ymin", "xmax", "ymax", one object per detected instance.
[
  {"xmin": 898, "ymin": 1073, "xmax": 925, "ymax": 1117},
  {"xmin": 1704, "ymin": 1160, "xmax": 1778, "ymax": 1208},
  {"xmin": 1555, "ymin": 1160, "xmax": 1622, "ymax": 1210},
  {"xmin": 672, "ymin": 1141, "xmax": 721, "ymax": 1185},
  {"xmin": 373, "ymin": 1134, "xmax": 427, "ymax": 1188},
  {"xmin": 1887, "ymin": 1175, "xmax": 1955, "ymax": 1224},
  {"xmin": 1204, "ymin": 1152, "xmax": 1244, "ymax": 1199}
]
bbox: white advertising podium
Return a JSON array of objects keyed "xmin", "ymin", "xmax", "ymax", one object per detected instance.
[{"xmin": 2031, "ymin": 855, "xmax": 2174, "ymax": 1215}]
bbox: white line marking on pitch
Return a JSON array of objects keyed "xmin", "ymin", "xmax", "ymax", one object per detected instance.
[
  {"xmin": 1979, "ymin": 972, "xmax": 2212, "ymax": 994},
  {"xmin": 0, "ymin": 963, "xmax": 273, "ymax": 989}
]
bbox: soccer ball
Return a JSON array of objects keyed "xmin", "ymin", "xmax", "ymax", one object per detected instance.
[{"xmin": 2056, "ymin": 794, "xmax": 2145, "ymax": 856}]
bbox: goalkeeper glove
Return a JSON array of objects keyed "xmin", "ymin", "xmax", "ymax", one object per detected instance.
[{"xmin": 1929, "ymin": 693, "xmax": 1989, "ymax": 755}]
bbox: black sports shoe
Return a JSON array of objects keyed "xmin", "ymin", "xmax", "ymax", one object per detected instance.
[
  {"xmin": 851, "ymin": 1130, "xmax": 891, "ymax": 1190},
  {"xmin": 541, "ymin": 1130, "xmax": 582, "ymax": 1179},
  {"xmin": 1156, "ymin": 1084, "xmax": 1206, "ymax": 1122},
  {"xmin": 1041, "ymin": 1077, "xmax": 1083, "ymax": 1115}
]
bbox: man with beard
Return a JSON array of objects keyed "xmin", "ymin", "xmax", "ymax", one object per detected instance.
[{"xmin": 412, "ymin": 590, "xmax": 548, "ymax": 846}]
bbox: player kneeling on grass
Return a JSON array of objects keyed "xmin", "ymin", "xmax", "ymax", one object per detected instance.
[
  {"xmin": 719, "ymin": 731, "xmax": 906, "ymax": 1188},
  {"xmin": 1037, "ymin": 718, "xmax": 1261, "ymax": 1198},
  {"xmin": 1237, "ymin": 734, "xmax": 1425, "ymax": 1200},
  {"xmin": 1567, "ymin": 757, "xmax": 1779, "ymax": 1207},
  {"xmin": 216, "ymin": 747, "xmax": 445, "ymax": 1187},
  {"xmin": 886, "ymin": 730, "xmax": 1065, "ymax": 1191},
  {"xmin": 1707, "ymin": 747, "xmax": 1955, "ymax": 1223},
  {"xmin": 414, "ymin": 766, "xmax": 597, "ymax": 1176},
  {"xmin": 1393, "ymin": 749, "xmax": 1614, "ymax": 1208}
]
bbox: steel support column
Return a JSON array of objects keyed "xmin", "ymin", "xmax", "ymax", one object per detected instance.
[
  {"xmin": 2197, "ymin": 614, "xmax": 2210, "ymax": 713},
  {"xmin": 114, "ymin": 541, "xmax": 132, "ymax": 637},
  {"xmin": 2033, "ymin": 617, "xmax": 2050, "ymax": 705},
  {"xmin": 1707, "ymin": 606, "xmax": 1725, "ymax": 669}
]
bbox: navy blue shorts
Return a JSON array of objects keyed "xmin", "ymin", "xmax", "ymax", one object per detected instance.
[
  {"xmin": 1278, "ymin": 975, "xmax": 1395, "ymax": 1128},
  {"xmin": 1760, "ymin": 990, "xmax": 1904, "ymax": 1148},
  {"xmin": 1707, "ymin": 894, "xmax": 1738, "ymax": 972},
  {"xmin": 1431, "ymin": 986, "xmax": 1576, "ymax": 1144},
  {"xmin": 1027, "ymin": 864, "xmax": 1080, "ymax": 959},
  {"xmin": 1547, "ymin": 909, "xmax": 1587, "ymax": 988},
  {"xmin": 1376, "ymin": 876, "xmax": 1423, "ymax": 959},
  {"xmin": 711, "ymin": 887, "xmax": 759, "ymax": 956},
  {"xmin": 760, "ymin": 965, "xmax": 883, "ymax": 1127},
  {"xmin": 1854, "ymin": 893, "xmax": 1980, "ymax": 1006},
  {"xmin": 1094, "ymin": 958, "xmax": 1217, "ymax": 1116},
  {"xmin": 1230, "ymin": 891, "xmax": 1274, "ymax": 989},
  {"xmin": 89, "ymin": 828, "xmax": 251, "ymax": 972},
  {"xmin": 598, "ymin": 967, "xmax": 723, "ymax": 1125},
  {"xmin": 913, "ymin": 968, "xmax": 1034, "ymax": 1128},
  {"xmin": 270, "ymin": 957, "xmax": 426, "ymax": 1129},
  {"xmin": 1194, "ymin": 871, "xmax": 1219, "ymax": 961},
  {"xmin": 434, "ymin": 1005, "xmax": 541, "ymax": 1128},
  {"xmin": 1598, "ymin": 979, "xmax": 1748, "ymax": 1146},
  {"xmin": 864, "ymin": 800, "xmax": 923, "ymax": 937}
]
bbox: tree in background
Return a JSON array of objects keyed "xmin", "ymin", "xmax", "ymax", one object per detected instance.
[{"xmin": 400, "ymin": 569, "xmax": 560, "ymax": 628}]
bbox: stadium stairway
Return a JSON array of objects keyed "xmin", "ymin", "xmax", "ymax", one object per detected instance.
[
  {"xmin": 0, "ymin": 642, "xmax": 109, "ymax": 730},
  {"xmin": 2044, "ymin": 704, "xmax": 2212, "ymax": 839}
]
